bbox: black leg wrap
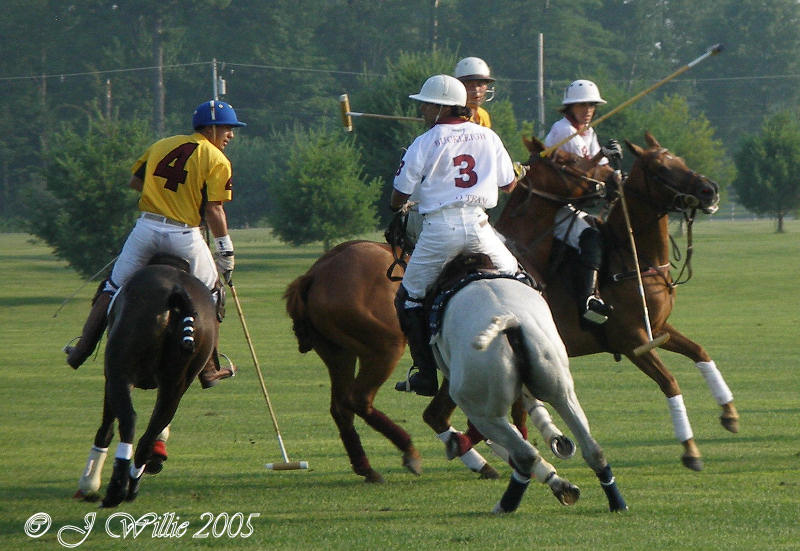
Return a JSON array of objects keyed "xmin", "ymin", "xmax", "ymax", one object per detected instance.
[{"xmin": 596, "ymin": 464, "xmax": 628, "ymax": 512}]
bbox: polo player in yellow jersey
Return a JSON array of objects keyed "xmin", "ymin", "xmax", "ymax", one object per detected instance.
[
  {"xmin": 65, "ymin": 100, "xmax": 245, "ymax": 388},
  {"xmin": 454, "ymin": 57, "xmax": 496, "ymax": 128}
]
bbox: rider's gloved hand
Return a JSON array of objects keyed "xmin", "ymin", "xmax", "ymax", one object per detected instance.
[
  {"xmin": 601, "ymin": 139, "xmax": 623, "ymax": 161},
  {"xmin": 214, "ymin": 235, "xmax": 235, "ymax": 285}
]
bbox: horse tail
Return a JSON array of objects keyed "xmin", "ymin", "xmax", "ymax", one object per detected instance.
[
  {"xmin": 471, "ymin": 314, "xmax": 520, "ymax": 350},
  {"xmin": 283, "ymin": 273, "xmax": 315, "ymax": 353},
  {"xmin": 167, "ymin": 285, "xmax": 198, "ymax": 353}
]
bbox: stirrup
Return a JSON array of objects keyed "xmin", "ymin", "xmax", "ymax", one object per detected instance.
[
  {"xmin": 583, "ymin": 297, "xmax": 611, "ymax": 325},
  {"xmin": 394, "ymin": 366, "xmax": 437, "ymax": 397}
]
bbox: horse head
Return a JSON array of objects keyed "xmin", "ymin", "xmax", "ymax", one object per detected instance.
[
  {"xmin": 625, "ymin": 132, "xmax": 719, "ymax": 215},
  {"xmin": 520, "ymin": 135, "xmax": 608, "ymax": 204}
]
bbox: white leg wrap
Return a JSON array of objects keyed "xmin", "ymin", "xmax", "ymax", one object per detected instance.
[
  {"xmin": 156, "ymin": 425, "xmax": 170, "ymax": 442},
  {"xmin": 528, "ymin": 402, "xmax": 564, "ymax": 441},
  {"xmin": 460, "ymin": 448, "xmax": 488, "ymax": 472},
  {"xmin": 115, "ymin": 442, "xmax": 133, "ymax": 460},
  {"xmin": 130, "ymin": 462, "xmax": 146, "ymax": 479},
  {"xmin": 667, "ymin": 395, "xmax": 694, "ymax": 442},
  {"xmin": 533, "ymin": 457, "xmax": 556, "ymax": 484},
  {"xmin": 78, "ymin": 446, "xmax": 108, "ymax": 494},
  {"xmin": 696, "ymin": 361, "xmax": 734, "ymax": 405}
]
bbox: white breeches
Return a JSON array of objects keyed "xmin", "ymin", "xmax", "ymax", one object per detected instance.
[
  {"xmin": 109, "ymin": 217, "xmax": 218, "ymax": 292},
  {"xmin": 553, "ymin": 204, "xmax": 592, "ymax": 250},
  {"xmin": 402, "ymin": 206, "xmax": 517, "ymax": 300}
]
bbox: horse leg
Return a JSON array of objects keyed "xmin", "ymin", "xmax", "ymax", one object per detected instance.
[
  {"xmin": 315, "ymin": 342, "xmax": 382, "ymax": 482},
  {"xmin": 129, "ymin": 382, "xmax": 188, "ymax": 503},
  {"xmin": 467, "ymin": 414, "xmax": 577, "ymax": 512},
  {"xmin": 625, "ymin": 349, "xmax": 703, "ymax": 471},
  {"xmin": 351, "ymin": 351, "xmax": 421, "ymax": 477},
  {"xmin": 423, "ymin": 379, "xmax": 498, "ymax": 478},
  {"xmin": 102, "ymin": 378, "xmax": 136, "ymax": 508},
  {"xmin": 521, "ymin": 388, "xmax": 576, "ymax": 459},
  {"xmin": 546, "ymin": 385, "xmax": 627, "ymax": 512},
  {"xmin": 146, "ymin": 425, "xmax": 170, "ymax": 475},
  {"xmin": 76, "ymin": 389, "xmax": 116, "ymax": 500},
  {"xmin": 661, "ymin": 322, "xmax": 739, "ymax": 433}
]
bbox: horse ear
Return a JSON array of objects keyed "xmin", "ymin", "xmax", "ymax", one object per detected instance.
[
  {"xmin": 526, "ymin": 135, "xmax": 544, "ymax": 154},
  {"xmin": 626, "ymin": 139, "xmax": 644, "ymax": 158},
  {"xmin": 644, "ymin": 131, "xmax": 661, "ymax": 149}
]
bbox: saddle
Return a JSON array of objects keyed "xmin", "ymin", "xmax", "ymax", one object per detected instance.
[{"xmin": 425, "ymin": 254, "xmax": 538, "ymax": 337}]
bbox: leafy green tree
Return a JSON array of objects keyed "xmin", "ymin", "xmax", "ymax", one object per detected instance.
[
  {"xmin": 25, "ymin": 113, "xmax": 151, "ymax": 277},
  {"xmin": 266, "ymin": 126, "xmax": 381, "ymax": 250},
  {"xmin": 733, "ymin": 111, "xmax": 800, "ymax": 233}
]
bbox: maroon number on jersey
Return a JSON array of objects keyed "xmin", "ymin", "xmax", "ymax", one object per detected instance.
[
  {"xmin": 452, "ymin": 154, "xmax": 478, "ymax": 188},
  {"xmin": 153, "ymin": 143, "xmax": 199, "ymax": 192}
]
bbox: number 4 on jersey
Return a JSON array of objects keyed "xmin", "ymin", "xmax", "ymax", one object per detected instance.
[{"xmin": 153, "ymin": 143, "xmax": 199, "ymax": 191}]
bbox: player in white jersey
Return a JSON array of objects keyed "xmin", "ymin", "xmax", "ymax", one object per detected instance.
[
  {"xmin": 544, "ymin": 79, "xmax": 622, "ymax": 325},
  {"xmin": 392, "ymin": 74, "xmax": 519, "ymax": 396}
]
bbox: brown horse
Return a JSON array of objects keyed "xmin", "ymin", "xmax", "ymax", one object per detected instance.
[
  {"xmin": 74, "ymin": 256, "xmax": 218, "ymax": 506},
  {"xmin": 284, "ymin": 137, "xmax": 607, "ymax": 482},
  {"xmin": 432, "ymin": 131, "xmax": 739, "ymax": 471}
]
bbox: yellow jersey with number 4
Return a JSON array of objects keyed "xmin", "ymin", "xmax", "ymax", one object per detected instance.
[{"xmin": 133, "ymin": 132, "xmax": 232, "ymax": 227}]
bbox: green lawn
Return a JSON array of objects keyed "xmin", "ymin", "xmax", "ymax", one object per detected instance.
[{"xmin": 0, "ymin": 219, "xmax": 798, "ymax": 550}]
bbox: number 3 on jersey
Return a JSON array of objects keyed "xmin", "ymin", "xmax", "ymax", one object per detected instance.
[
  {"xmin": 452, "ymin": 154, "xmax": 478, "ymax": 188},
  {"xmin": 153, "ymin": 143, "xmax": 199, "ymax": 192}
]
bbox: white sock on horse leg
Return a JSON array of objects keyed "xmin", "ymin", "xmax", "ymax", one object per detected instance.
[
  {"xmin": 696, "ymin": 361, "xmax": 734, "ymax": 405},
  {"xmin": 115, "ymin": 442, "xmax": 133, "ymax": 460},
  {"xmin": 667, "ymin": 395, "xmax": 694, "ymax": 442}
]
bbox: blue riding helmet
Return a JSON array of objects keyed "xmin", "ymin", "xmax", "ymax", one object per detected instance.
[{"xmin": 192, "ymin": 100, "xmax": 247, "ymax": 130}]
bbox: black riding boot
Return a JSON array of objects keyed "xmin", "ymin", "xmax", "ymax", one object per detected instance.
[
  {"xmin": 393, "ymin": 288, "xmax": 438, "ymax": 396},
  {"xmin": 64, "ymin": 289, "xmax": 113, "ymax": 369},
  {"xmin": 577, "ymin": 228, "xmax": 613, "ymax": 325}
]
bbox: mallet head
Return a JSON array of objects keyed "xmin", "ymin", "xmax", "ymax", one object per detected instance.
[{"xmin": 339, "ymin": 94, "xmax": 353, "ymax": 132}]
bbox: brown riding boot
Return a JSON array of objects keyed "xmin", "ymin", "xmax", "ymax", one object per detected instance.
[
  {"xmin": 198, "ymin": 347, "xmax": 236, "ymax": 389},
  {"xmin": 65, "ymin": 292, "xmax": 113, "ymax": 369}
]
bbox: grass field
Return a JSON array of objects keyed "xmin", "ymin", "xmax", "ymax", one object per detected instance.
[{"xmin": 1, "ymin": 219, "xmax": 798, "ymax": 550}]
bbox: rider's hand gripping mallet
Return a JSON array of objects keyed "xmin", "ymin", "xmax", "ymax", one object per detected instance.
[
  {"xmin": 339, "ymin": 93, "xmax": 423, "ymax": 132},
  {"xmin": 228, "ymin": 280, "xmax": 308, "ymax": 471}
]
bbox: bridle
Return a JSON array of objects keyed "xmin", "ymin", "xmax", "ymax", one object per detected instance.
[{"xmin": 515, "ymin": 152, "xmax": 607, "ymax": 206}]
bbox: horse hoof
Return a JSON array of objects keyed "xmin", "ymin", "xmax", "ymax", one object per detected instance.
[
  {"xmin": 145, "ymin": 457, "xmax": 164, "ymax": 475},
  {"xmin": 551, "ymin": 479, "xmax": 581, "ymax": 506},
  {"xmin": 720, "ymin": 415, "xmax": 739, "ymax": 434},
  {"xmin": 550, "ymin": 435, "xmax": 576, "ymax": 460},
  {"xmin": 402, "ymin": 449, "xmax": 422, "ymax": 476},
  {"xmin": 478, "ymin": 463, "xmax": 500, "ymax": 480},
  {"xmin": 363, "ymin": 470, "xmax": 385, "ymax": 484},
  {"xmin": 681, "ymin": 455, "xmax": 704, "ymax": 471}
]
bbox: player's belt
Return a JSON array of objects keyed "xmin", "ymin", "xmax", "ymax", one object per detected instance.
[{"xmin": 140, "ymin": 212, "xmax": 192, "ymax": 228}]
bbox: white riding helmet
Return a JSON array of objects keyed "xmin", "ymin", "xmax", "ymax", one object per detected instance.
[
  {"xmin": 409, "ymin": 74, "xmax": 467, "ymax": 107},
  {"xmin": 454, "ymin": 57, "xmax": 495, "ymax": 82},
  {"xmin": 562, "ymin": 79, "xmax": 606, "ymax": 105}
]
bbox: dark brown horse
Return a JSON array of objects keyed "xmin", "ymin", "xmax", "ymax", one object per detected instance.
[
  {"xmin": 434, "ymin": 131, "xmax": 739, "ymax": 470},
  {"xmin": 74, "ymin": 256, "xmax": 217, "ymax": 506},
  {"xmin": 284, "ymin": 137, "xmax": 607, "ymax": 482}
]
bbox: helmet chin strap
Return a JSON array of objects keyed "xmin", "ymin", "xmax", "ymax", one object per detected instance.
[{"xmin": 433, "ymin": 105, "xmax": 444, "ymax": 125}]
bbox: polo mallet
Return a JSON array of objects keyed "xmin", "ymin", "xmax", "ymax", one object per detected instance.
[
  {"xmin": 614, "ymin": 171, "xmax": 670, "ymax": 356},
  {"xmin": 540, "ymin": 43, "xmax": 724, "ymax": 158},
  {"xmin": 227, "ymin": 281, "xmax": 308, "ymax": 471},
  {"xmin": 339, "ymin": 93, "xmax": 423, "ymax": 132}
]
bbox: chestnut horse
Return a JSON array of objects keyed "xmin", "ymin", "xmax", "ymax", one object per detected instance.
[
  {"xmin": 74, "ymin": 256, "xmax": 217, "ymax": 506},
  {"xmin": 284, "ymin": 137, "xmax": 606, "ymax": 482},
  {"xmin": 433, "ymin": 132, "xmax": 739, "ymax": 471}
]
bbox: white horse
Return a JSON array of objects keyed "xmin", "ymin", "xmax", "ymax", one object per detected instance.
[{"xmin": 431, "ymin": 276, "xmax": 627, "ymax": 513}]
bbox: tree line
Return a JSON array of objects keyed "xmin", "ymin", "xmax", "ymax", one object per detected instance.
[{"xmin": 2, "ymin": 0, "xmax": 798, "ymax": 275}]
